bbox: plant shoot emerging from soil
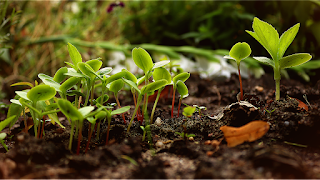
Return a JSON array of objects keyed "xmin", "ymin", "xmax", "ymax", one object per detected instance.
[
  {"xmin": 224, "ymin": 42, "xmax": 251, "ymax": 101},
  {"xmin": 246, "ymin": 17, "xmax": 312, "ymax": 100}
]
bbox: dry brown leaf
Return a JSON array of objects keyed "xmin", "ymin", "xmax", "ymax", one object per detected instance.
[{"xmin": 220, "ymin": 120, "xmax": 270, "ymax": 147}]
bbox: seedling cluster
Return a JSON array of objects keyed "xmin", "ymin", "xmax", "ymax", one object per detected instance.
[
  {"xmin": 1, "ymin": 17, "xmax": 313, "ymax": 153},
  {"xmin": 4, "ymin": 43, "xmax": 191, "ymax": 154}
]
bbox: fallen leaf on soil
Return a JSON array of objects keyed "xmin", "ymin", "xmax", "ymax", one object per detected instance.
[
  {"xmin": 293, "ymin": 97, "xmax": 308, "ymax": 111},
  {"xmin": 220, "ymin": 120, "xmax": 270, "ymax": 147}
]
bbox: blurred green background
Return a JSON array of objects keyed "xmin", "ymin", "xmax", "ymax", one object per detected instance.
[{"xmin": 1, "ymin": 0, "xmax": 320, "ymax": 100}]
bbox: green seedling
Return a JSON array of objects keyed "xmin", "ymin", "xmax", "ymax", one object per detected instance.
[
  {"xmin": 175, "ymin": 132, "xmax": 195, "ymax": 139},
  {"xmin": 192, "ymin": 105, "xmax": 207, "ymax": 118},
  {"xmin": 17, "ymin": 84, "xmax": 57, "ymax": 138},
  {"xmin": 180, "ymin": 106, "xmax": 196, "ymax": 143},
  {"xmin": 246, "ymin": 17, "xmax": 312, "ymax": 100},
  {"xmin": 140, "ymin": 125, "xmax": 150, "ymax": 141},
  {"xmin": 224, "ymin": 42, "xmax": 251, "ymax": 101},
  {"xmin": 171, "ymin": 72, "xmax": 190, "ymax": 118},
  {"xmin": 150, "ymin": 67, "xmax": 171, "ymax": 123},
  {"xmin": 124, "ymin": 78, "xmax": 168, "ymax": 132},
  {"xmin": 109, "ymin": 79, "xmax": 126, "ymax": 123},
  {"xmin": 0, "ymin": 116, "xmax": 16, "ymax": 152},
  {"xmin": 130, "ymin": 47, "xmax": 169, "ymax": 125},
  {"xmin": 176, "ymin": 80, "xmax": 189, "ymax": 118},
  {"xmin": 57, "ymin": 98, "xmax": 96, "ymax": 154},
  {"xmin": 104, "ymin": 106, "xmax": 130, "ymax": 145}
]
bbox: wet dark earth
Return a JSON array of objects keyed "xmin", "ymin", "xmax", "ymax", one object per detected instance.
[{"xmin": 1, "ymin": 73, "xmax": 320, "ymax": 178}]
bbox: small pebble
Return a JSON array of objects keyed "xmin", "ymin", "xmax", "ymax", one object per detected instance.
[
  {"xmin": 155, "ymin": 117, "xmax": 162, "ymax": 126},
  {"xmin": 204, "ymin": 140, "xmax": 211, "ymax": 145},
  {"xmin": 255, "ymin": 85, "xmax": 264, "ymax": 92},
  {"xmin": 17, "ymin": 135, "xmax": 24, "ymax": 142},
  {"xmin": 155, "ymin": 141, "xmax": 164, "ymax": 148},
  {"xmin": 188, "ymin": 137, "xmax": 194, "ymax": 141},
  {"xmin": 206, "ymin": 151, "xmax": 214, "ymax": 157}
]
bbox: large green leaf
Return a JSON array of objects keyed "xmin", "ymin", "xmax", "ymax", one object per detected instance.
[
  {"xmin": 132, "ymin": 47, "xmax": 154, "ymax": 73},
  {"xmin": 67, "ymin": 43, "xmax": 82, "ymax": 70},
  {"xmin": 152, "ymin": 60, "xmax": 170, "ymax": 69},
  {"xmin": 78, "ymin": 62, "xmax": 101, "ymax": 80},
  {"xmin": 279, "ymin": 53, "xmax": 312, "ymax": 69},
  {"xmin": 0, "ymin": 116, "xmax": 16, "ymax": 132},
  {"xmin": 105, "ymin": 71, "xmax": 126, "ymax": 84},
  {"xmin": 7, "ymin": 101, "xmax": 22, "ymax": 129},
  {"xmin": 176, "ymin": 80, "xmax": 189, "ymax": 99},
  {"xmin": 141, "ymin": 79, "xmax": 167, "ymax": 94},
  {"xmin": 111, "ymin": 106, "xmax": 130, "ymax": 115},
  {"xmin": 246, "ymin": 17, "xmax": 279, "ymax": 60},
  {"xmin": 57, "ymin": 99, "xmax": 83, "ymax": 121},
  {"xmin": 53, "ymin": 67, "xmax": 68, "ymax": 83},
  {"xmin": 86, "ymin": 59, "xmax": 103, "ymax": 72},
  {"xmin": 27, "ymin": 85, "xmax": 56, "ymax": 102},
  {"xmin": 38, "ymin": 74, "xmax": 61, "ymax": 92},
  {"xmin": 173, "ymin": 72, "xmax": 190, "ymax": 84},
  {"xmin": 153, "ymin": 67, "xmax": 171, "ymax": 83},
  {"xmin": 60, "ymin": 77, "xmax": 79, "ymax": 92},
  {"xmin": 122, "ymin": 78, "xmax": 141, "ymax": 94},
  {"xmin": 122, "ymin": 69, "xmax": 137, "ymax": 83},
  {"xmin": 78, "ymin": 106, "xmax": 95, "ymax": 117},
  {"xmin": 278, "ymin": 23, "xmax": 300, "ymax": 60},
  {"xmin": 229, "ymin": 42, "xmax": 251, "ymax": 62},
  {"xmin": 109, "ymin": 79, "xmax": 124, "ymax": 94}
]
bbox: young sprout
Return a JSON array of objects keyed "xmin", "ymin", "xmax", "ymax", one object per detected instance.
[
  {"xmin": 176, "ymin": 80, "xmax": 189, "ymax": 117},
  {"xmin": 179, "ymin": 106, "xmax": 196, "ymax": 143},
  {"xmin": 140, "ymin": 125, "xmax": 150, "ymax": 141},
  {"xmin": 105, "ymin": 106, "xmax": 130, "ymax": 145},
  {"xmin": 246, "ymin": 17, "xmax": 312, "ymax": 100},
  {"xmin": 109, "ymin": 79, "xmax": 126, "ymax": 123},
  {"xmin": 224, "ymin": 42, "xmax": 251, "ymax": 101},
  {"xmin": 150, "ymin": 67, "xmax": 171, "ymax": 123},
  {"xmin": 0, "ymin": 115, "xmax": 16, "ymax": 152},
  {"xmin": 57, "ymin": 99, "xmax": 95, "ymax": 154},
  {"xmin": 192, "ymin": 105, "xmax": 207, "ymax": 118},
  {"xmin": 171, "ymin": 72, "xmax": 190, "ymax": 118}
]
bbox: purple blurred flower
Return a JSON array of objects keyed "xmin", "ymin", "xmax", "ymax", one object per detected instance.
[{"xmin": 107, "ymin": 1, "xmax": 125, "ymax": 13}]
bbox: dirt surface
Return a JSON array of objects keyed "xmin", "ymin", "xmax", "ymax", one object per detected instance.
[{"xmin": 1, "ymin": 73, "xmax": 320, "ymax": 179}]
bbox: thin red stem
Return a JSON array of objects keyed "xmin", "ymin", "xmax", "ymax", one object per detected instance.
[
  {"xmin": 77, "ymin": 126, "xmax": 82, "ymax": 155},
  {"xmin": 85, "ymin": 124, "xmax": 92, "ymax": 154},
  {"xmin": 238, "ymin": 67, "xmax": 243, "ymax": 101},
  {"xmin": 171, "ymin": 87, "xmax": 176, "ymax": 118},
  {"xmin": 177, "ymin": 98, "xmax": 182, "ymax": 118}
]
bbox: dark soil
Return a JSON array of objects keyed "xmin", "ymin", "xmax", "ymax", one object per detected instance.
[{"xmin": 1, "ymin": 73, "xmax": 320, "ymax": 179}]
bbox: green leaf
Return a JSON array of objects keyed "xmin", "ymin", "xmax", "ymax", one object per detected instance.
[
  {"xmin": 122, "ymin": 69, "xmax": 137, "ymax": 83},
  {"xmin": 176, "ymin": 80, "xmax": 189, "ymax": 98},
  {"xmin": 279, "ymin": 53, "xmax": 312, "ymax": 69},
  {"xmin": 122, "ymin": 78, "xmax": 141, "ymax": 94},
  {"xmin": 111, "ymin": 106, "xmax": 130, "ymax": 115},
  {"xmin": 229, "ymin": 42, "xmax": 251, "ymax": 62},
  {"xmin": 183, "ymin": 106, "xmax": 196, "ymax": 117},
  {"xmin": 65, "ymin": 62, "xmax": 77, "ymax": 70},
  {"xmin": 64, "ymin": 68, "xmax": 86, "ymax": 78},
  {"xmin": 57, "ymin": 99, "xmax": 83, "ymax": 121},
  {"xmin": 98, "ymin": 67, "xmax": 113, "ymax": 76},
  {"xmin": 15, "ymin": 91, "xmax": 29, "ymax": 101},
  {"xmin": 132, "ymin": 47, "xmax": 154, "ymax": 73},
  {"xmin": 7, "ymin": 102, "xmax": 22, "ymax": 129},
  {"xmin": 0, "ymin": 116, "xmax": 16, "ymax": 132},
  {"xmin": 153, "ymin": 67, "xmax": 171, "ymax": 83},
  {"xmin": 95, "ymin": 111, "xmax": 107, "ymax": 120},
  {"xmin": 96, "ymin": 94, "xmax": 109, "ymax": 104},
  {"xmin": 78, "ymin": 62, "xmax": 99, "ymax": 80},
  {"xmin": 86, "ymin": 59, "xmax": 102, "ymax": 72},
  {"xmin": 109, "ymin": 79, "xmax": 124, "ymax": 94},
  {"xmin": 27, "ymin": 85, "xmax": 56, "ymax": 102},
  {"xmin": 78, "ymin": 106, "xmax": 95, "ymax": 117},
  {"xmin": 53, "ymin": 67, "xmax": 68, "ymax": 83},
  {"xmin": 253, "ymin": 56, "xmax": 275, "ymax": 68},
  {"xmin": 38, "ymin": 74, "xmax": 61, "ymax": 92},
  {"xmin": 152, "ymin": 60, "xmax": 170, "ymax": 69},
  {"xmin": 105, "ymin": 71, "xmax": 126, "ymax": 84},
  {"xmin": 67, "ymin": 43, "xmax": 82, "ymax": 70},
  {"xmin": 10, "ymin": 82, "xmax": 34, "ymax": 88},
  {"xmin": 141, "ymin": 79, "xmax": 167, "ymax": 94},
  {"xmin": 60, "ymin": 77, "xmax": 79, "ymax": 92},
  {"xmin": 173, "ymin": 72, "xmax": 190, "ymax": 84},
  {"xmin": 0, "ymin": 133, "xmax": 6, "ymax": 141},
  {"xmin": 246, "ymin": 17, "xmax": 279, "ymax": 60},
  {"xmin": 278, "ymin": 23, "xmax": 300, "ymax": 60}
]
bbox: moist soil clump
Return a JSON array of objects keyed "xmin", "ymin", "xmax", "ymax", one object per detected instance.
[{"xmin": 1, "ymin": 73, "xmax": 320, "ymax": 178}]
